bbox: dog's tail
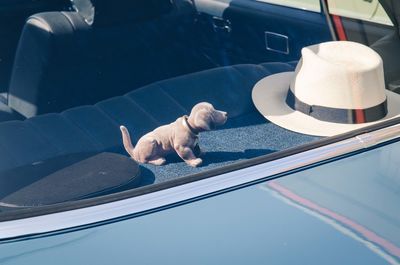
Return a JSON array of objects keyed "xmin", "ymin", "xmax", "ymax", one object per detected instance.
[{"xmin": 120, "ymin": 125, "xmax": 136, "ymax": 159}]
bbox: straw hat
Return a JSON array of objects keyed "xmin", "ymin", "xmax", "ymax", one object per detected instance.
[{"xmin": 252, "ymin": 41, "xmax": 400, "ymax": 136}]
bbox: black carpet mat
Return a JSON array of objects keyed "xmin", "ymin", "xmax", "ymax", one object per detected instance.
[{"xmin": 137, "ymin": 111, "xmax": 320, "ymax": 184}]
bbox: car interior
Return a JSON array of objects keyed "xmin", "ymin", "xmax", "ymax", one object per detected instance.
[{"xmin": 0, "ymin": 0, "xmax": 399, "ymax": 212}]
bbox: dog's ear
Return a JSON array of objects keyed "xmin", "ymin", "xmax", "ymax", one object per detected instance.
[{"xmin": 194, "ymin": 108, "xmax": 212, "ymax": 131}]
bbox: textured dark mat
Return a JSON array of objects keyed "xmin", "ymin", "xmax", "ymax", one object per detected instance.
[
  {"xmin": 0, "ymin": 152, "xmax": 141, "ymax": 207},
  {"xmin": 137, "ymin": 112, "xmax": 319, "ymax": 184}
]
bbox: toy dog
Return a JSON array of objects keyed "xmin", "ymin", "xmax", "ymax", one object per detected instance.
[{"xmin": 120, "ymin": 102, "xmax": 227, "ymax": 167}]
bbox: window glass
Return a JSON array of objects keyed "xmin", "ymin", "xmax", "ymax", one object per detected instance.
[
  {"xmin": 1, "ymin": 0, "xmax": 399, "ymax": 221},
  {"xmin": 256, "ymin": 0, "xmax": 320, "ymax": 12},
  {"xmin": 327, "ymin": 0, "xmax": 393, "ymax": 26},
  {"xmin": 257, "ymin": 0, "xmax": 321, "ymax": 12}
]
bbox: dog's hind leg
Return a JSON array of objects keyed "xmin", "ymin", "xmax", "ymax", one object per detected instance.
[{"xmin": 148, "ymin": 157, "xmax": 166, "ymax": 166}]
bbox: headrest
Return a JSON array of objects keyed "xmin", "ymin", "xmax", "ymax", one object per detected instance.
[{"xmin": 72, "ymin": 0, "xmax": 174, "ymax": 27}]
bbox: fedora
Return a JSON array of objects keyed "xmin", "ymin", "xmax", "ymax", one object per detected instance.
[{"xmin": 252, "ymin": 41, "xmax": 400, "ymax": 136}]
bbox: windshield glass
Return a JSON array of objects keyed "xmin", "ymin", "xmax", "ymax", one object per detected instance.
[{"xmin": 0, "ymin": 0, "xmax": 398, "ymax": 216}]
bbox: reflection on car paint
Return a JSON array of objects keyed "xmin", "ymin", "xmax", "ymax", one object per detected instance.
[
  {"xmin": 260, "ymin": 141, "xmax": 400, "ymax": 264},
  {"xmin": 265, "ymin": 181, "xmax": 400, "ymax": 265}
]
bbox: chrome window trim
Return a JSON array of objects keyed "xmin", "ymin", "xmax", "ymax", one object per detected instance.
[{"xmin": 1, "ymin": 124, "xmax": 400, "ymax": 240}]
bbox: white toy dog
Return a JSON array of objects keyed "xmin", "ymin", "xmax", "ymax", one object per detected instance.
[{"xmin": 120, "ymin": 102, "xmax": 227, "ymax": 167}]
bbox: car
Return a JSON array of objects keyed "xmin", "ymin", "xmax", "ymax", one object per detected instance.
[{"xmin": 0, "ymin": 0, "xmax": 399, "ymax": 264}]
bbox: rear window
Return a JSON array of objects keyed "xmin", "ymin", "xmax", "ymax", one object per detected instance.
[{"xmin": 0, "ymin": 0, "xmax": 398, "ymax": 220}]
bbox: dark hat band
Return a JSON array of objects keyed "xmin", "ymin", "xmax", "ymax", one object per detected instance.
[{"xmin": 285, "ymin": 88, "xmax": 388, "ymax": 124}]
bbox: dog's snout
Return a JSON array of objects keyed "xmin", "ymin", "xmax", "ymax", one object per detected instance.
[
  {"xmin": 219, "ymin": 111, "xmax": 228, "ymax": 120},
  {"xmin": 220, "ymin": 111, "xmax": 228, "ymax": 124}
]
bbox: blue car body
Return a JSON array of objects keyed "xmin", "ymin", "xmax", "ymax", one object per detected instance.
[
  {"xmin": 0, "ymin": 0, "xmax": 399, "ymax": 264},
  {"xmin": 1, "ymin": 133, "xmax": 399, "ymax": 264}
]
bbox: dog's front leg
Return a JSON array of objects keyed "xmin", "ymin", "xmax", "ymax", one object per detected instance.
[
  {"xmin": 175, "ymin": 145, "xmax": 202, "ymax": 167},
  {"xmin": 193, "ymin": 143, "xmax": 206, "ymax": 157}
]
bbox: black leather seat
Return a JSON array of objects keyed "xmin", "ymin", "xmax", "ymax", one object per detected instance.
[
  {"xmin": 0, "ymin": 61, "xmax": 323, "ymax": 207},
  {"xmin": 0, "ymin": 62, "xmax": 301, "ymax": 174},
  {"xmin": 7, "ymin": 0, "xmax": 214, "ymax": 118},
  {"xmin": 8, "ymin": 11, "xmax": 91, "ymax": 119}
]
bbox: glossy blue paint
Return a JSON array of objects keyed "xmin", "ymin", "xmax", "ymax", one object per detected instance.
[{"xmin": 1, "ymin": 141, "xmax": 400, "ymax": 264}]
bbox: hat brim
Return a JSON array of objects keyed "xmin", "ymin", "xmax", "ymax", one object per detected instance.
[{"xmin": 252, "ymin": 72, "xmax": 400, "ymax": 137}]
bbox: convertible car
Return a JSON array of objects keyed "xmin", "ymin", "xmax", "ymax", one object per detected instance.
[{"xmin": 0, "ymin": 0, "xmax": 399, "ymax": 264}]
